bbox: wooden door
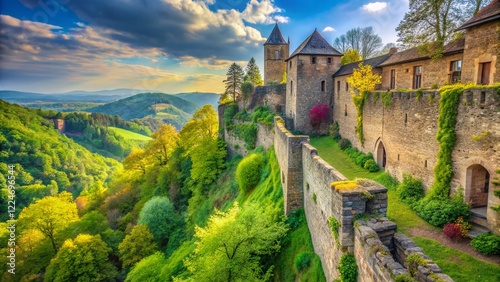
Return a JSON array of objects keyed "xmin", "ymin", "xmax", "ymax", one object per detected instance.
[{"xmin": 480, "ymin": 62, "xmax": 491, "ymax": 85}]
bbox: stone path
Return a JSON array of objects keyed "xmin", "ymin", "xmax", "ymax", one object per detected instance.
[{"xmin": 407, "ymin": 227, "xmax": 500, "ymax": 265}]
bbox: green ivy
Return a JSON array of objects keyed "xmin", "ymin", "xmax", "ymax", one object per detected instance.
[
  {"xmin": 312, "ymin": 193, "xmax": 317, "ymax": 203},
  {"xmin": 232, "ymin": 123, "xmax": 258, "ymax": 150},
  {"xmin": 352, "ymin": 92, "xmax": 366, "ymax": 146},
  {"xmin": 381, "ymin": 91, "xmax": 393, "ymax": 108},
  {"xmin": 338, "ymin": 253, "xmax": 358, "ymax": 282},
  {"xmin": 428, "ymin": 85, "xmax": 463, "ymax": 199},
  {"xmin": 328, "ymin": 216, "xmax": 340, "ymax": 241},
  {"xmin": 416, "ymin": 89, "xmax": 423, "ymax": 101}
]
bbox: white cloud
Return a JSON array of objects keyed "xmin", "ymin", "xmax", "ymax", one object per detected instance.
[
  {"xmin": 362, "ymin": 2, "xmax": 388, "ymax": 13},
  {"xmin": 274, "ymin": 15, "xmax": 290, "ymax": 23},
  {"xmin": 242, "ymin": 0, "xmax": 287, "ymax": 24},
  {"xmin": 322, "ymin": 26, "xmax": 335, "ymax": 32}
]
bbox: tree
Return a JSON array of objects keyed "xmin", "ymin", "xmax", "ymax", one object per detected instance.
[
  {"xmin": 244, "ymin": 57, "xmax": 264, "ymax": 86},
  {"xmin": 44, "ymin": 234, "xmax": 117, "ymax": 282},
  {"xmin": 138, "ymin": 196, "xmax": 177, "ymax": 245},
  {"xmin": 333, "ymin": 27, "xmax": 383, "ymax": 59},
  {"xmin": 18, "ymin": 192, "xmax": 78, "ymax": 253},
  {"xmin": 183, "ymin": 203, "xmax": 288, "ymax": 282},
  {"xmin": 341, "ymin": 49, "xmax": 362, "ymax": 65},
  {"xmin": 375, "ymin": 43, "xmax": 397, "ymax": 56},
  {"xmin": 395, "ymin": 0, "xmax": 490, "ymax": 56},
  {"xmin": 241, "ymin": 81, "xmax": 254, "ymax": 103},
  {"xmin": 224, "ymin": 63, "xmax": 245, "ymax": 102},
  {"xmin": 118, "ymin": 225, "xmax": 158, "ymax": 268},
  {"xmin": 147, "ymin": 124, "xmax": 179, "ymax": 166},
  {"xmin": 125, "ymin": 252, "xmax": 167, "ymax": 282},
  {"xmin": 124, "ymin": 148, "xmax": 149, "ymax": 174},
  {"xmin": 309, "ymin": 103, "xmax": 329, "ymax": 131}
]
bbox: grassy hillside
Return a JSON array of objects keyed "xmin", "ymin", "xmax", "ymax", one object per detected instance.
[{"xmin": 108, "ymin": 127, "xmax": 152, "ymax": 141}]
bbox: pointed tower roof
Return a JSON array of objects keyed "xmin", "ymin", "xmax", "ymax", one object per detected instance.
[
  {"xmin": 288, "ymin": 29, "xmax": 342, "ymax": 60},
  {"xmin": 264, "ymin": 23, "xmax": 288, "ymax": 45}
]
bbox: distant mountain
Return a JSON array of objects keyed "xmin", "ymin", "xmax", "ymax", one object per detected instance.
[
  {"xmin": 176, "ymin": 92, "xmax": 220, "ymax": 108},
  {"xmin": 88, "ymin": 93, "xmax": 198, "ymax": 129}
]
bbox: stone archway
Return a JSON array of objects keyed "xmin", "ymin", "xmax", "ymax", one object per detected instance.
[
  {"xmin": 375, "ymin": 140, "xmax": 386, "ymax": 169},
  {"xmin": 466, "ymin": 164, "xmax": 490, "ymax": 208}
]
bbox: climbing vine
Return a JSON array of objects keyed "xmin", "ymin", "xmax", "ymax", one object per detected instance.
[
  {"xmin": 346, "ymin": 63, "xmax": 381, "ymax": 146},
  {"xmin": 428, "ymin": 85, "xmax": 463, "ymax": 199}
]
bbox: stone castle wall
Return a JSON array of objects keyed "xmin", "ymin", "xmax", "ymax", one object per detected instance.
[
  {"xmin": 264, "ymin": 44, "xmax": 289, "ymax": 84},
  {"xmin": 333, "ymin": 88, "xmax": 500, "ymax": 232},
  {"xmin": 247, "ymin": 84, "xmax": 286, "ymax": 113}
]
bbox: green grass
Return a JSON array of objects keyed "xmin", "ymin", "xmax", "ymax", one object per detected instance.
[
  {"xmin": 108, "ymin": 127, "xmax": 152, "ymax": 141},
  {"xmin": 309, "ymin": 136, "xmax": 495, "ymax": 281},
  {"xmin": 309, "ymin": 136, "xmax": 383, "ymax": 180},
  {"xmin": 413, "ymin": 237, "xmax": 500, "ymax": 282}
]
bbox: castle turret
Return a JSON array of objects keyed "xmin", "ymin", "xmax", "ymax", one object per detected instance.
[
  {"xmin": 264, "ymin": 23, "xmax": 289, "ymax": 85},
  {"xmin": 285, "ymin": 29, "xmax": 343, "ymax": 133}
]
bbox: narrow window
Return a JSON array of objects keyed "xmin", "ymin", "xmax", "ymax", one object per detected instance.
[
  {"xmin": 275, "ymin": 50, "xmax": 279, "ymax": 60},
  {"xmin": 327, "ymin": 57, "xmax": 332, "ymax": 64},
  {"xmin": 337, "ymin": 80, "xmax": 340, "ymax": 94},
  {"xmin": 404, "ymin": 113, "xmax": 408, "ymax": 126},
  {"xmin": 289, "ymin": 61, "xmax": 292, "ymax": 69},
  {"xmin": 480, "ymin": 92, "xmax": 486, "ymax": 103},
  {"xmin": 344, "ymin": 104, "xmax": 347, "ymax": 116},
  {"xmin": 390, "ymin": 69, "xmax": 396, "ymax": 89},
  {"xmin": 478, "ymin": 62, "xmax": 491, "ymax": 85},
  {"xmin": 345, "ymin": 82, "xmax": 348, "ymax": 92},
  {"xmin": 290, "ymin": 80, "xmax": 293, "ymax": 95},
  {"xmin": 321, "ymin": 80, "xmax": 326, "ymax": 92},
  {"xmin": 413, "ymin": 66, "xmax": 422, "ymax": 89},
  {"xmin": 485, "ymin": 171, "xmax": 490, "ymax": 193},
  {"xmin": 449, "ymin": 60, "xmax": 462, "ymax": 83},
  {"xmin": 311, "ymin": 57, "xmax": 317, "ymax": 64},
  {"xmin": 425, "ymin": 160, "xmax": 427, "ymax": 168},
  {"xmin": 397, "ymin": 154, "xmax": 400, "ymax": 161}
]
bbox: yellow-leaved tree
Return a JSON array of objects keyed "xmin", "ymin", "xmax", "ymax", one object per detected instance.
[{"xmin": 346, "ymin": 63, "xmax": 382, "ymax": 145}]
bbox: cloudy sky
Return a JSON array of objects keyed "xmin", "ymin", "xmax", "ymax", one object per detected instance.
[{"xmin": 0, "ymin": 0, "xmax": 409, "ymax": 94}]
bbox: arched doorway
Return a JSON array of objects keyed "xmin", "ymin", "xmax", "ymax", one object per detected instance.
[
  {"xmin": 466, "ymin": 164, "xmax": 490, "ymax": 208},
  {"xmin": 376, "ymin": 141, "xmax": 386, "ymax": 169}
]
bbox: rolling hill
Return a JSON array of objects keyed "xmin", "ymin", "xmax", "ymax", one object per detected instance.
[
  {"xmin": 176, "ymin": 92, "xmax": 220, "ymax": 108},
  {"xmin": 88, "ymin": 93, "xmax": 198, "ymax": 129}
]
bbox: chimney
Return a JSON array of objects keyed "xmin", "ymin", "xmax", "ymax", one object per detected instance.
[{"xmin": 389, "ymin": 47, "xmax": 398, "ymax": 54}]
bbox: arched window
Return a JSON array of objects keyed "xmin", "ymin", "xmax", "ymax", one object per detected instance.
[
  {"xmin": 275, "ymin": 50, "xmax": 279, "ymax": 60},
  {"xmin": 321, "ymin": 80, "xmax": 326, "ymax": 92}
]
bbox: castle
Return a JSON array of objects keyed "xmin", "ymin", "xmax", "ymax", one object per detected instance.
[{"xmin": 255, "ymin": 1, "xmax": 500, "ymax": 232}]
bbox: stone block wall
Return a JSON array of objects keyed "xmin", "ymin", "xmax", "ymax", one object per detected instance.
[
  {"xmin": 247, "ymin": 84, "xmax": 286, "ymax": 113},
  {"xmin": 264, "ymin": 44, "xmax": 289, "ymax": 84},
  {"xmin": 393, "ymin": 233, "xmax": 454, "ymax": 282},
  {"xmin": 461, "ymin": 20, "xmax": 499, "ymax": 84}
]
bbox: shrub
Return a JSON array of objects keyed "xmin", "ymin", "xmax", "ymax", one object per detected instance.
[
  {"xmin": 470, "ymin": 233, "xmax": 500, "ymax": 255},
  {"xmin": 236, "ymin": 153, "xmax": 264, "ymax": 191},
  {"xmin": 223, "ymin": 103, "xmax": 238, "ymax": 128},
  {"xmin": 443, "ymin": 223, "xmax": 462, "ymax": 241},
  {"xmin": 363, "ymin": 159, "xmax": 379, "ymax": 172},
  {"xmin": 328, "ymin": 216, "xmax": 340, "ymax": 241},
  {"xmin": 138, "ymin": 197, "xmax": 176, "ymax": 245},
  {"xmin": 405, "ymin": 253, "xmax": 427, "ymax": 277},
  {"xmin": 312, "ymin": 193, "xmax": 317, "ymax": 203},
  {"xmin": 309, "ymin": 103, "xmax": 329, "ymax": 130},
  {"xmin": 413, "ymin": 198, "xmax": 469, "ymax": 227},
  {"xmin": 338, "ymin": 253, "xmax": 358, "ymax": 282},
  {"xmin": 395, "ymin": 274, "xmax": 414, "ymax": 282},
  {"xmin": 295, "ymin": 252, "xmax": 312, "ymax": 272},
  {"xmin": 338, "ymin": 138, "xmax": 352, "ymax": 150},
  {"xmin": 397, "ymin": 173, "xmax": 424, "ymax": 205},
  {"xmin": 455, "ymin": 216, "xmax": 472, "ymax": 237},
  {"xmin": 329, "ymin": 121, "xmax": 341, "ymax": 141},
  {"xmin": 354, "ymin": 153, "xmax": 372, "ymax": 167}
]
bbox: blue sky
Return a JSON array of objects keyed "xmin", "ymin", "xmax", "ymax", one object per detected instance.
[{"xmin": 0, "ymin": 0, "xmax": 409, "ymax": 94}]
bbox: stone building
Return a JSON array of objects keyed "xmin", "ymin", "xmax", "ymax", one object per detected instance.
[
  {"xmin": 263, "ymin": 23, "xmax": 289, "ymax": 85},
  {"xmin": 285, "ymin": 29, "xmax": 342, "ymax": 133},
  {"xmin": 258, "ymin": 0, "xmax": 500, "ymax": 232}
]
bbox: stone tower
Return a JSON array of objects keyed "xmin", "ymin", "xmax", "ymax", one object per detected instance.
[
  {"xmin": 264, "ymin": 23, "xmax": 289, "ymax": 85},
  {"xmin": 285, "ymin": 29, "xmax": 343, "ymax": 133}
]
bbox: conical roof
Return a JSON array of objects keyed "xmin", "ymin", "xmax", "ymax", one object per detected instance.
[
  {"xmin": 289, "ymin": 29, "xmax": 342, "ymax": 58},
  {"xmin": 264, "ymin": 23, "xmax": 288, "ymax": 45}
]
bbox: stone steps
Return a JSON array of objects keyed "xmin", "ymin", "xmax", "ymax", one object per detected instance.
[{"xmin": 468, "ymin": 223, "xmax": 490, "ymax": 239}]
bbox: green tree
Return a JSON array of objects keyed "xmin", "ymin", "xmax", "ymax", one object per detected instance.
[
  {"xmin": 396, "ymin": 0, "xmax": 490, "ymax": 56},
  {"xmin": 241, "ymin": 81, "xmax": 254, "ymax": 104},
  {"xmin": 138, "ymin": 197, "xmax": 176, "ymax": 245},
  {"xmin": 244, "ymin": 57, "xmax": 264, "ymax": 86},
  {"xmin": 124, "ymin": 148, "xmax": 149, "ymax": 174},
  {"xmin": 224, "ymin": 63, "xmax": 245, "ymax": 102},
  {"xmin": 125, "ymin": 252, "xmax": 167, "ymax": 282},
  {"xmin": 333, "ymin": 27, "xmax": 382, "ymax": 59},
  {"xmin": 183, "ymin": 203, "xmax": 288, "ymax": 282},
  {"xmin": 119, "ymin": 225, "xmax": 158, "ymax": 268},
  {"xmin": 341, "ymin": 49, "xmax": 362, "ymax": 65},
  {"xmin": 18, "ymin": 192, "xmax": 78, "ymax": 253},
  {"xmin": 148, "ymin": 124, "xmax": 179, "ymax": 166},
  {"xmin": 236, "ymin": 153, "xmax": 264, "ymax": 191},
  {"xmin": 44, "ymin": 234, "xmax": 117, "ymax": 282}
]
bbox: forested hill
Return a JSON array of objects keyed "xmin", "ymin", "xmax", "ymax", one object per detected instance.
[
  {"xmin": 88, "ymin": 93, "xmax": 198, "ymax": 128},
  {"xmin": 0, "ymin": 99, "xmax": 121, "ymax": 218},
  {"xmin": 176, "ymin": 92, "xmax": 220, "ymax": 109}
]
